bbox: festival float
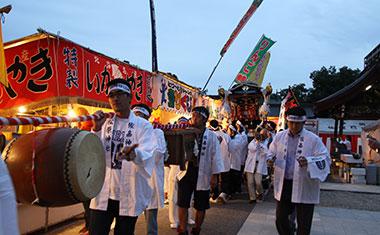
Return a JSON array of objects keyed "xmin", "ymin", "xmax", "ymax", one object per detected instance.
[{"xmin": 207, "ymin": 35, "xmax": 276, "ymax": 135}]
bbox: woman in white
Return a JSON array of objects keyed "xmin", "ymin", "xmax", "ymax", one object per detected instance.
[
  {"xmin": 0, "ymin": 156, "xmax": 19, "ymax": 235},
  {"xmin": 167, "ymin": 165, "xmax": 194, "ymax": 229},
  {"xmin": 244, "ymin": 131, "xmax": 268, "ymax": 203}
]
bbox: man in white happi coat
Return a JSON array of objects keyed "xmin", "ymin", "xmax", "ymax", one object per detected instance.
[
  {"xmin": 226, "ymin": 124, "xmax": 245, "ymax": 196},
  {"xmin": 132, "ymin": 103, "xmax": 167, "ymax": 235},
  {"xmin": 236, "ymin": 120, "xmax": 249, "ymax": 165},
  {"xmin": 244, "ymin": 130, "xmax": 269, "ymax": 203},
  {"xmin": 90, "ymin": 78, "xmax": 157, "ymax": 235},
  {"xmin": 0, "ymin": 155, "xmax": 19, "ymax": 235},
  {"xmin": 167, "ymin": 117, "xmax": 195, "ymax": 229},
  {"xmin": 218, "ymin": 124, "xmax": 240, "ymax": 202},
  {"xmin": 268, "ymin": 106, "xmax": 330, "ymax": 235},
  {"xmin": 177, "ymin": 106, "xmax": 224, "ymax": 235},
  {"xmin": 208, "ymin": 119, "xmax": 231, "ymax": 201}
]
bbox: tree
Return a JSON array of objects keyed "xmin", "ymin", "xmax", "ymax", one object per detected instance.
[
  {"xmin": 307, "ymin": 66, "xmax": 361, "ymax": 102},
  {"xmin": 271, "ymin": 65, "xmax": 379, "ymax": 118},
  {"xmin": 273, "ymin": 66, "xmax": 361, "ymax": 103},
  {"xmin": 276, "ymin": 83, "xmax": 311, "ymax": 103}
]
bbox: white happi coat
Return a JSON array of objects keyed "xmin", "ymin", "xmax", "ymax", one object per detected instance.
[
  {"xmin": 90, "ymin": 112, "xmax": 156, "ymax": 216},
  {"xmin": 178, "ymin": 128, "xmax": 224, "ymax": 190},
  {"xmin": 229, "ymin": 134, "xmax": 245, "ymax": 171},
  {"xmin": 238, "ymin": 132, "xmax": 249, "ymax": 165},
  {"xmin": 213, "ymin": 130, "xmax": 231, "ymax": 173},
  {"xmin": 268, "ymin": 128, "xmax": 330, "ymax": 204},
  {"xmin": 0, "ymin": 157, "xmax": 19, "ymax": 235},
  {"xmin": 244, "ymin": 139, "xmax": 269, "ymax": 175},
  {"xmin": 147, "ymin": 128, "xmax": 167, "ymax": 209}
]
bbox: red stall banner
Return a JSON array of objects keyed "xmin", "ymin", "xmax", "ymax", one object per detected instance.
[{"xmin": 0, "ymin": 32, "xmax": 153, "ymax": 109}]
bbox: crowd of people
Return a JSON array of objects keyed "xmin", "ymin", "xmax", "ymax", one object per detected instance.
[{"xmin": 3, "ymin": 78, "xmax": 380, "ymax": 234}]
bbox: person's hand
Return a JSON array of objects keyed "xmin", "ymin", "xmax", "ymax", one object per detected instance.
[
  {"xmin": 116, "ymin": 144, "xmax": 139, "ymax": 161},
  {"xmin": 92, "ymin": 110, "xmax": 106, "ymax": 132},
  {"xmin": 267, "ymin": 159, "xmax": 274, "ymax": 167},
  {"xmin": 210, "ymin": 174, "xmax": 217, "ymax": 189},
  {"xmin": 267, "ymin": 156, "xmax": 276, "ymax": 167},
  {"xmin": 368, "ymin": 136, "xmax": 380, "ymax": 152},
  {"xmin": 297, "ymin": 156, "xmax": 308, "ymax": 168}
]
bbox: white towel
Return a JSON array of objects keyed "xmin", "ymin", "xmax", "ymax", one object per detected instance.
[{"xmin": 307, "ymin": 157, "xmax": 330, "ymax": 182}]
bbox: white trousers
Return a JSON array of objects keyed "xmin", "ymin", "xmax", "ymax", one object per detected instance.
[
  {"xmin": 246, "ymin": 172, "xmax": 263, "ymax": 201},
  {"xmin": 0, "ymin": 159, "xmax": 19, "ymax": 235},
  {"xmin": 164, "ymin": 166, "xmax": 170, "ymax": 195},
  {"xmin": 168, "ymin": 165, "xmax": 192, "ymax": 225}
]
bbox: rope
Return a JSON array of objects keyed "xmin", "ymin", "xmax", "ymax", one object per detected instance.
[
  {"xmin": 0, "ymin": 113, "xmax": 114, "ymax": 126},
  {"xmin": 0, "ymin": 112, "xmax": 189, "ymax": 130}
]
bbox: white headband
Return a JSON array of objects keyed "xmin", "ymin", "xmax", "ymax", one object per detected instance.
[
  {"xmin": 132, "ymin": 106, "xmax": 150, "ymax": 117},
  {"xmin": 194, "ymin": 110, "xmax": 208, "ymax": 119},
  {"xmin": 108, "ymin": 83, "xmax": 131, "ymax": 95},
  {"xmin": 209, "ymin": 126, "xmax": 219, "ymax": 131},
  {"xmin": 229, "ymin": 125, "xmax": 237, "ymax": 132},
  {"xmin": 178, "ymin": 117, "xmax": 189, "ymax": 124},
  {"xmin": 286, "ymin": 115, "xmax": 306, "ymax": 122}
]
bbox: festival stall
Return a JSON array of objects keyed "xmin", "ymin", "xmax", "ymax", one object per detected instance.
[
  {"xmin": 360, "ymin": 120, "xmax": 380, "ymax": 185},
  {"xmin": 318, "ymin": 118, "xmax": 376, "ymax": 154},
  {"xmin": 1, "ymin": 30, "xmax": 153, "ymax": 234}
]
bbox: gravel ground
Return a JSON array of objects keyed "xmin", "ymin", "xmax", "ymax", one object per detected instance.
[
  {"xmin": 265, "ymin": 186, "xmax": 380, "ymax": 212},
  {"xmin": 319, "ymin": 190, "xmax": 380, "ymax": 211}
]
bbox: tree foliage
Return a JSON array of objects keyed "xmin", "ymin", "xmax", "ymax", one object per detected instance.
[
  {"xmin": 272, "ymin": 65, "xmax": 380, "ymax": 118},
  {"xmin": 274, "ymin": 66, "xmax": 361, "ymax": 103},
  {"xmin": 308, "ymin": 66, "xmax": 361, "ymax": 102}
]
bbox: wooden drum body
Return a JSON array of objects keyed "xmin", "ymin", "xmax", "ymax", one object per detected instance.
[
  {"xmin": 164, "ymin": 128, "xmax": 198, "ymax": 170},
  {"xmin": 2, "ymin": 128, "xmax": 106, "ymax": 207}
]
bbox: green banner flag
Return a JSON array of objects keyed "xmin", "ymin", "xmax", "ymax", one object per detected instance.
[
  {"xmin": 248, "ymin": 51, "xmax": 271, "ymax": 86},
  {"xmin": 235, "ymin": 34, "xmax": 275, "ymax": 83}
]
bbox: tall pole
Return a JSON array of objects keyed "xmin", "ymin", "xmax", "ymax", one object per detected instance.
[
  {"xmin": 0, "ymin": 4, "xmax": 12, "ymax": 87},
  {"xmin": 202, "ymin": 55, "xmax": 223, "ymax": 92},
  {"xmin": 202, "ymin": 0, "xmax": 265, "ymax": 92},
  {"xmin": 149, "ymin": 0, "xmax": 158, "ymax": 72}
]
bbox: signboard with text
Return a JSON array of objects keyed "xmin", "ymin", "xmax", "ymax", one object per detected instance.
[
  {"xmin": 152, "ymin": 73, "xmax": 198, "ymax": 115},
  {"xmin": 1, "ymin": 33, "xmax": 153, "ymax": 109}
]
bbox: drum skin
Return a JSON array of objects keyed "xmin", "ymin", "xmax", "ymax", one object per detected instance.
[
  {"xmin": 164, "ymin": 128, "xmax": 199, "ymax": 170},
  {"xmin": 2, "ymin": 128, "xmax": 106, "ymax": 207}
]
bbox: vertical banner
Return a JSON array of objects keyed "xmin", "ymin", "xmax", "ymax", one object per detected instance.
[
  {"xmin": 220, "ymin": 0, "xmax": 264, "ymax": 56},
  {"xmin": 203, "ymin": 0, "xmax": 265, "ymax": 91},
  {"xmin": 277, "ymin": 89, "xmax": 299, "ymax": 132},
  {"xmin": 0, "ymin": 22, "xmax": 7, "ymax": 87},
  {"xmin": 248, "ymin": 51, "xmax": 270, "ymax": 86},
  {"xmin": 235, "ymin": 34, "xmax": 275, "ymax": 83}
]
